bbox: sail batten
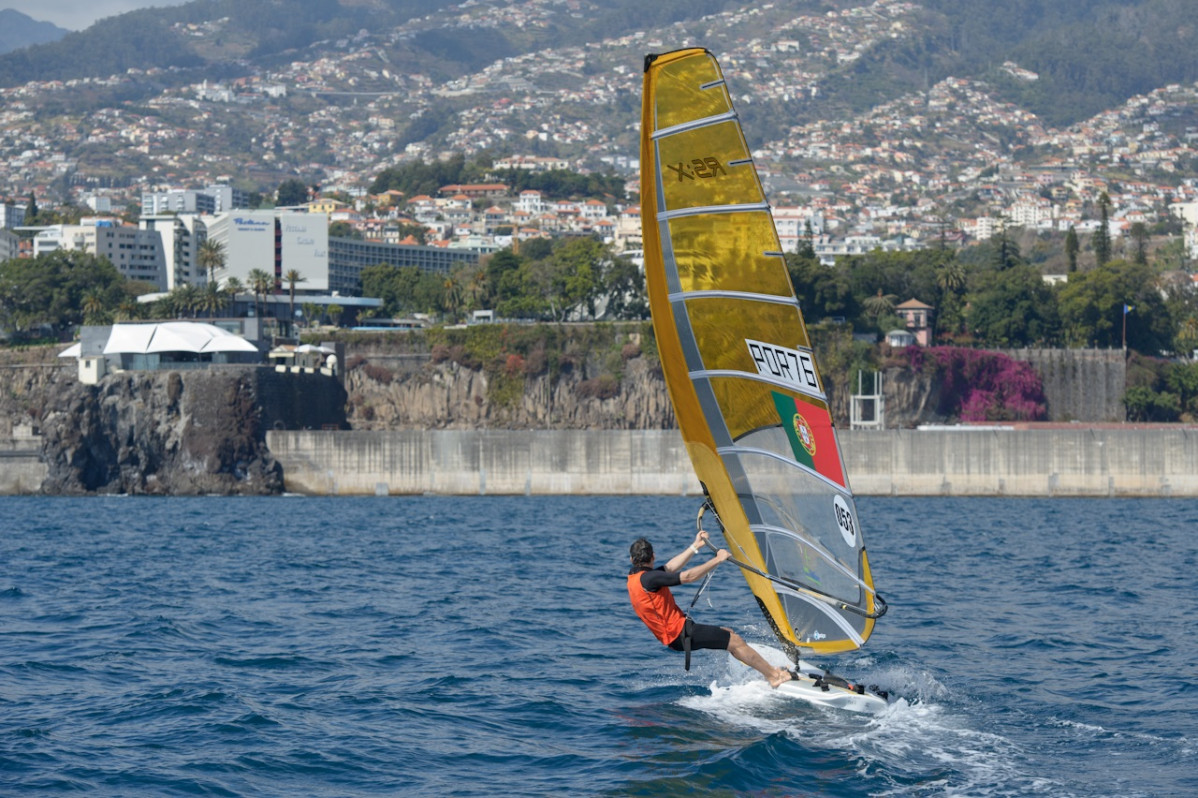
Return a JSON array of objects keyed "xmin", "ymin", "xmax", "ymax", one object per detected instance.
[
  {"xmin": 691, "ymin": 370, "xmax": 825, "ymax": 402},
  {"xmin": 669, "ymin": 289, "xmax": 798, "ymax": 305},
  {"xmin": 642, "ymin": 47, "xmax": 882, "ymax": 657},
  {"xmin": 652, "ymin": 110, "xmax": 738, "ymax": 139},
  {"xmin": 657, "ymin": 202, "xmax": 770, "ymax": 220}
]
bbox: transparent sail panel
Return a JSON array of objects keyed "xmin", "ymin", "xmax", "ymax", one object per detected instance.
[
  {"xmin": 658, "ymin": 121, "xmax": 762, "ymax": 212},
  {"xmin": 650, "ymin": 53, "xmax": 732, "ymax": 131},
  {"xmin": 668, "ymin": 212, "xmax": 793, "ymax": 297}
]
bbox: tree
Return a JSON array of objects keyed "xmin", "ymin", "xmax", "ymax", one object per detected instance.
[
  {"xmin": 361, "ymin": 264, "xmax": 442, "ymax": 317},
  {"xmin": 934, "ymin": 259, "xmax": 967, "ymax": 339},
  {"xmin": 168, "ymin": 283, "xmax": 202, "ymax": 318},
  {"xmin": 1064, "ymin": 226, "xmax": 1079, "ymax": 273},
  {"xmin": 196, "ymin": 238, "xmax": 226, "ymax": 285},
  {"xmin": 863, "ymin": 289, "xmax": 898, "ymax": 320},
  {"xmin": 786, "ymin": 252, "xmax": 856, "ymax": 323},
  {"xmin": 198, "ymin": 283, "xmax": 224, "ymax": 318},
  {"xmin": 966, "ymin": 264, "xmax": 1060, "ymax": 347},
  {"xmin": 248, "ymin": 268, "xmax": 274, "ymax": 321},
  {"xmin": 302, "ymin": 301, "xmax": 320, "ymax": 328},
  {"xmin": 1129, "ymin": 222, "xmax": 1149, "ymax": 266},
  {"xmin": 81, "ymin": 290, "xmax": 109, "ymax": 326},
  {"xmin": 601, "ymin": 255, "xmax": 648, "ymax": 320},
  {"xmin": 283, "ymin": 268, "xmax": 306, "ymax": 335},
  {"xmin": 276, "ymin": 178, "xmax": 309, "ymax": 207},
  {"xmin": 442, "ymin": 273, "xmax": 464, "ymax": 321},
  {"xmin": 1057, "ymin": 259, "xmax": 1170, "ymax": 351},
  {"xmin": 223, "ymin": 276, "xmax": 244, "ymax": 315},
  {"xmin": 799, "ymin": 220, "xmax": 817, "ymax": 258},
  {"xmin": 0, "ymin": 250, "xmax": 124, "ymax": 338},
  {"xmin": 1093, "ymin": 192, "xmax": 1112, "ymax": 268}
]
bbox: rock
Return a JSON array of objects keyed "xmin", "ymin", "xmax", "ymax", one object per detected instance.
[{"xmin": 34, "ymin": 367, "xmax": 346, "ymax": 495}]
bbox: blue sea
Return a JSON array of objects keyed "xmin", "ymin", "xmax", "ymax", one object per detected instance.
[{"xmin": 2, "ymin": 495, "xmax": 1195, "ymax": 797}]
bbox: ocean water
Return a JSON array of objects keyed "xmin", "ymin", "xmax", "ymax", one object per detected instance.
[{"xmin": 1, "ymin": 495, "xmax": 1195, "ymax": 797}]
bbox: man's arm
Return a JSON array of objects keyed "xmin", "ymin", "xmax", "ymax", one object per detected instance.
[
  {"xmin": 664, "ymin": 529, "xmax": 715, "ymax": 572},
  {"xmin": 678, "ymin": 547, "xmax": 730, "ymax": 583}
]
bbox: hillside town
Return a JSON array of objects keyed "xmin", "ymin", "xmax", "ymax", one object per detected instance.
[{"xmin": 3, "ymin": 0, "xmax": 1198, "ymax": 287}]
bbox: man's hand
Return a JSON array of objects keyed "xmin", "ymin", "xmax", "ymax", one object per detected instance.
[
  {"xmin": 714, "ymin": 548, "xmax": 731, "ymax": 563},
  {"xmin": 693, "ymin": 530, "xmax": 710, "ymax": 550}
]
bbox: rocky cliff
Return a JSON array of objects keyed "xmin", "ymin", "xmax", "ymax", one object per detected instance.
[
  {"xmin": 340, "ymin": 344, "xmax": 946, "ymax": 430},
  {"xmin": 0, "ymin": 348, "xmax": 346, "ymax": 495},
  {"xmin": 344, "ymin": 353, "xmax": 677, "ymax": 430}
]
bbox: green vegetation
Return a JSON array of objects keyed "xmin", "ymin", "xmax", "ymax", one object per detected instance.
[
  {"xmin": 362, "ymin": 236, "xmax": 646, "ymax": 324},
  {"xmin": 1124, "ymin": 354, "xmax": 1198, "ymax": 422},
  {"xmin": 419, "ymin": 321, "xmax": 654, "ymax": 408}
]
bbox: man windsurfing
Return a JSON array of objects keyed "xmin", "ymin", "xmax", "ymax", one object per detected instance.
[{"xmin": 627, "ymin": 531, "xmax": 793, "ymax": 687}]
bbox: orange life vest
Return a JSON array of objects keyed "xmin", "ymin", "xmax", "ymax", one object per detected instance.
[{"xmin": 627, "ymin": 570, "xmax": 686, "ymax": 646}]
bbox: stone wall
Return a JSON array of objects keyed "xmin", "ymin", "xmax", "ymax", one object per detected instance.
[
  {"xmin": 268, "ymin": 426, "xmax": 1198, "ymax": 498},
  {"xmin": 1004, "ymin": 348, "xmax": 1126, "ymax": 422}
]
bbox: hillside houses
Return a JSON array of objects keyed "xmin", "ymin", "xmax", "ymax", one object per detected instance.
[{"xmin": 326, "ymin": 184, "xmax": 638, "ymax": 251}]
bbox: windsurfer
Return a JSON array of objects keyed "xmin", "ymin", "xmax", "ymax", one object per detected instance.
[{"xmin": 627, "ymin": 532, "xmax": 794, "ymax": 688}]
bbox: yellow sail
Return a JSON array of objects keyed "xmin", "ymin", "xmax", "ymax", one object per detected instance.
[{"xmin": 641, "ymin": 48, "xmax": 883, "ymax": 657}]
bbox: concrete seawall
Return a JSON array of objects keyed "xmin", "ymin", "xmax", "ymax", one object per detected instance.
[
  {"xmin": 0, "ymin": 448, "xmax": 46, "ymax": 494},
  {"xmin": 267, "ymin": 427, "xmax": 1198, "ymax": 498}
]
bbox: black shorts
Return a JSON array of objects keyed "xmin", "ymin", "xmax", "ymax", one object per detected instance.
[{"xmin": 668, "ymin": 622, "xmax": 731, "ymax": 652}]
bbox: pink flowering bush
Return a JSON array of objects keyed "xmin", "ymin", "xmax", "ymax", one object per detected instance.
[{"xmin": 906, "ymin": 346, "xmax": 1047, "ymax": 422}]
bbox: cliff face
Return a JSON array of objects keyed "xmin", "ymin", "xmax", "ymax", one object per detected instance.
[
  {"xmin": 38, "ymin": 369, "xmax": 284, "ymax": 495},
  {"xmin": 0, "ymin": 349, "xmax": 347, "ymax": 495},
  {"xmin": 345, "ymin": 354, "xmax": 677, "ymax": 430},
  {"xmin": 341, "ymin": 351, "xmax": 951, "ymax": 431}
]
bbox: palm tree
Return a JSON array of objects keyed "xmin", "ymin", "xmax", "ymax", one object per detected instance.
[
  {"xmin": 223, "ymin": 276, "xmax": 244, "ymax": 316},
  {"xmin": 82, "ymin": 290, "xmax": 108, "ymax": 325},
  {"xmin": 170, "ymin": 284, "xmax": 202, "ymax": 318},
  {"xmin": 443, "ymin": 274, "xmax": 463, "ymax": 322},
  {"xmin": 303, "ymin": 302, "xmax": 320, "ymax": 329},
  {"xmin": 864, "ymin": 289, "xmax": 898, "ymax": 320},
  {"xmin": 115, "ymin": 298, "xmax": 140, "ymax": 322},
  {"xmin": 936, "ymin": 261, "xmax": 965, "ymax": 295},
  {"xmin": 198, "ymin": 283, "xmax": 224, "ymax": 318},
  {"xmin": 283, "ymin": 268, "xmax": 306, "ymax": 336},
  {"xmin": 247, "ymin": 268, "xmax": 274, "ymax": 323},
  {"xmin": 197, "ymin": 239, "xmax": 226, "ymax": 285}
]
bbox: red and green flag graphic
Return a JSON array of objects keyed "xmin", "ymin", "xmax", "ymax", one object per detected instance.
[{"xmin": 771, "ymin": 391, "xmax": 846, "ymax": 488}]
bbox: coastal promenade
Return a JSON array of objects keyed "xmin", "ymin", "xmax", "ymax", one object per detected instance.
[{"xmin": 266, "ymin": 425, "xmax": 1198, "ymax": 498}]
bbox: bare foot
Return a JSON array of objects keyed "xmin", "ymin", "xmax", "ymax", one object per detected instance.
[{"xmin": 767, "ymin": 667, "xmax": 794, "ymax": 688}]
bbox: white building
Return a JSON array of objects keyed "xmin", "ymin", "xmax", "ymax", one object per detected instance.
[
  {"xmin": 140, "ymin": 214, "xmax": 206, "ymax": 290},
  {"xmin": 0, "ymin": 228, "xmax": 17, "ymax": 262},
  {"xmin": 1007, "ymin": 197, "xmax": 1054, "ymax": 228},
  {"xmin": 34, "ymin": 220, "xmax": 168, "ymax": 289},
  {"xmin": 0, "ymin": 201, "xmax": 26, "ymax": 229},
  {"xmin": 141, "ymin": 184, "xmax": 249, "ymax": 217},
  {"xmin": 773, "ymin": 206, "xmax": 825, "ymax": 253},
  {"xmin": 203, "ymin": 210, "xmax": 329, "ymax": 292},
  {"xmin": 515, "ymin": 190, "xmax": 545, "ymax": 215},
  {"xmin": 1172, "ymin": 201, "xmax": 1198, "ymax": 259}
]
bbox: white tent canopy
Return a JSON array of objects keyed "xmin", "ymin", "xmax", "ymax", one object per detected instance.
[{"xmin": 100, "ymin": 322, "xmax": 258, "ymax": 355}]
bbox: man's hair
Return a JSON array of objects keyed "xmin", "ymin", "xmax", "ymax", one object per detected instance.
[{"xmin": 629, "ymin": 537, "xmax": 654, "ymax": 570}]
